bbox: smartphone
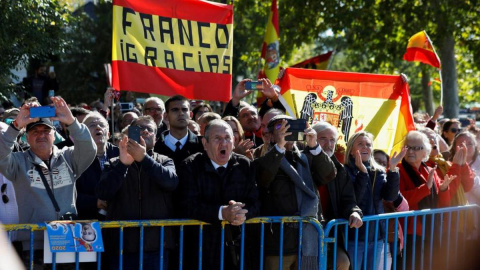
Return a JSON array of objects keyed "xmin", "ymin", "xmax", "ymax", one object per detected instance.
[
  {"xmin": 245, "ymin": 81, "xmax": 263, "ymax": 90},
  {"xmin": 30, "ymin": 106, "xmax": 56, "ymax": 118},
  {"xmin": 120, "ymin": 102, "xmax": 134, "ymax": 112},
  {"xmin": 49, "ymin": 66, "xmax": 54, "ymax": 73},
  {"xmin": 285, "ymin": 119, "xmax": 307, "ymax": 141},
  {"xmin": 128, "ymin": 125, "xmax": 141, "ymax": 143},
  {"xmin": 48, "ymin": 90, "xmax": 55, "ymax": 98}
]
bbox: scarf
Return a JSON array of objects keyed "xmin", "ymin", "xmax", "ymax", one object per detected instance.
[
  {"xmin": 279, "ymin": 151, "xmax": 318, "ymax": 270},
  {"xmin": 401, "ymin": 159, "xmax": 438, "ymax": 209}
]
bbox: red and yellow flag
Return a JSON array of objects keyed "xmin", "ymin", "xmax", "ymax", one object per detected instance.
[
  {"xmin": 111, "ymin": 0, "xmax": 233, "ymax": 101},
  {"xmin": 277, "ymin": 68, "xmax": 415, "ymax": 155},
  {"xmin": 291, "ymin": 51, "xmax": 333, "ymax": 70},
  {"xmin": 260, "ymin": 0, "xmax": 280, "ymax": 82},
  {"xmin": 403, "ymin": 30, "xmax": 441, "ymax": 69}
]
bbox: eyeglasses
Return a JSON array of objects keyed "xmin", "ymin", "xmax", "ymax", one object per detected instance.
[
  {"xmin": 145, "ymin": 108, "xmax": 163, "ymax": 113},
  {"xmin": 450, "ymin": 128, "xmax": 460, "ymax": 133},
  {"xmin": 1, "ymin": 183, "xmax": 9, "ymax": 204},
  {"xmin": 136, "ymin": 125, "xmax": 155, "ymax": 133},
  {"xmin": 87, "ymin": 121, "xmax": 107, "ymax": 129},
  {"xmin": 406, "ymin": 145, "xmax": 424, "ymax": 151}
]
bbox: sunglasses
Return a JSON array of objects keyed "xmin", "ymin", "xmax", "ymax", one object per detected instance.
[
  {"xmin": 1, "ymin": 183, "xmax": 9, "ymax": 204},
  {"xmin": 450, "ymin": 128, "xmax": 460, "ymax": 133}
]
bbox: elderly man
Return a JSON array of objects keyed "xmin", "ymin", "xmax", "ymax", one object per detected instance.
[
  {"xmin": 0, "ymin": 97, "xmax": 96, "ymax": 260},
  {"xmin": 143, "ymin": 97, "xmax": 168, "ymax": 137},
  {"xmin": 178, "ymin": 119, "xmax": 259, "ymax": 269},
  {"xmin": 75, "ymin": 111, "xmax": 119, "ymax": 220},
  {"xmin": 223, "ymin": 78, "xmax": 285, "ymax": 148},
  {"xmin": 96, "ymin": 115, "xmax": 177, "ymax": 269},
  {"xmin": 312, "ymin": 122, "xmax": 363, "ymax": 270},
  {"xmin": 254, "ymin": 114, "xmax": 336, "ymax": 269}
]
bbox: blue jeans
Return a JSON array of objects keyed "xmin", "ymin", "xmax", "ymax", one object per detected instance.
[{"xmin": 347, "ymin": 241, "xmax": 384, "ymax": 270}]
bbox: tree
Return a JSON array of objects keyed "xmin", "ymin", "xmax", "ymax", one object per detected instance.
[{"xmin": 0, "ymin": 0, "xmax": 68, "ymax": 90}]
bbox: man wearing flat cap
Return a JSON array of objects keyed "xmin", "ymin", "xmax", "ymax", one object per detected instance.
[
  {"xmin": 254, "ymin": 114, "xmax": 336, "ymax": 270},
  {"xmin": 0, "ymin": 97, "xmax": 96, "ymax": 257}
]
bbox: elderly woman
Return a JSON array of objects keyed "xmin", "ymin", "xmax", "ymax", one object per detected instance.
[
  {"xmin": 398, "ymin": 130, "xmax": 453, "ymax": 269},
  {"xmin": 419, "ymin": 128, "xmax": 474, "ymax": 206},
  {"xmin": 344, "ymin": 131, "xmax": 404, "ymax": 270},
  {"xmin": 222, "ymin": 116, "xmax": 254, "ymax": 159},
  {"xmin": 450, "ymin": 131, "xmax": 480, "ymax": 207},
  {"xmin": 448, "ymin": 131, "xmax": 480, "ymax": 268}
]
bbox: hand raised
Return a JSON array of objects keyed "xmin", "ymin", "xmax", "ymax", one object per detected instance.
[
  {"xmin": 232, "ymin": 79, "xmax": 253, "ymax": 106},
  {"xmin": 304, "ymin": 127, "xmax": 318, "ymax": 148},
  {"xmin": 14, "ymin": 103, "xmax": 40, "ymax": 129},
  {"xmin": 426, "ymin": 165, "xmax": 437, "ymax": 190},
  {"xmin": 439, "ymin": 174, "xmax": 457, "ymax": 191},
  {"xmin": 389, "ymin": 147, "xmax": 407, "ymax": 170},
  {"xmin": 127, "ymin": 136, "xmax": 147, "ymax": 162},
  {"xmin": 355, "ymin": 150, "xmax": 367, "ymax": 173},
  {"xmin": 119, "ymin": 136, "xmax": 134, "ymax": 165},
  {"xmin": 50, "ymin": 97, "xmax": 75, "ymax": 125}
]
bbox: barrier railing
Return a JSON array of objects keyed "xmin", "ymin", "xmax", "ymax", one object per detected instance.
[
  {"xmin": 2, "ymin": 206, "xmax": 479, "ymax": 270},
  {"xmin": 1, "ymin": 216, "xmax": 324, "ymax": 270},
  {"xmin": 323, "ymin": 205, "xmax": 480, "ymax": 270}
]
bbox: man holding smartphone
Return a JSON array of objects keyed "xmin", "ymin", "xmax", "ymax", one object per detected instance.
[
  {"xmin": 96, "ymin": 115, "xmax": 177, "ymax": 269},
  {"xmin": 0, "ymin": 96, "xmax": 96, "ymax": 265},
  {"xmin": 254, "ymin": 114, "xmax": 336, "ymax": 269}
]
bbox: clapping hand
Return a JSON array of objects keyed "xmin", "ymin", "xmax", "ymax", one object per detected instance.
[
  {"xmin": 439, "ymin": 174, "xmax": 457, "ymax": 191},
  {"xmin": 426, "ymin": 165, "xmax": 437, "ymax": 190},
  {"xmin": 389, "ymin": 147, "xmax": 407, "ymax": 171},
  {"xmin": 355, "ymin": 150, "xmax": 368, "ymax": 173}
]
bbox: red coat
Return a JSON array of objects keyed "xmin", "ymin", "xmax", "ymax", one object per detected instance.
[{"xmin": 398, "ymin": 162, "xmax": 451, "ymax": 236}]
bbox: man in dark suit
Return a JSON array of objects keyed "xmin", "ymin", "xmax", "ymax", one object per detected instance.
[
  {"xmin": 76, "ymin": 111, "xmax": 119, "ymax": 220},
  {"xmin": 178, "ymin": 119, "xmax": 259, "ymax": 269},
  {"xmin": 154, "ymin": 95, "xmax": 203, "ymax": 166}
]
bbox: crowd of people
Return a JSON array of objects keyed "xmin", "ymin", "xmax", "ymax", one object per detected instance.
[{"xmin": 0, "ymin": 76, "xmax": 479, "ymax": 270}]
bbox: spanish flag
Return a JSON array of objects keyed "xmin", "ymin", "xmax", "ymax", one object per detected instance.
[
  {"xmin": 111, "ymin": 0, "xmax": 233, "ymax": 101},
  {"xmin": 403, "ymin": 30, "xmax": 441, "ymax": 69},
  {"xmin": 277, "ymin": 68, "xmax": 415, "ymax": 155},
  {"xmin": 292, "ymin": 51, "xmax": 333, "ymax": 70},
  {"xmin": 260, "ymin": 0, "xmax": 280, "ymax": 82}
]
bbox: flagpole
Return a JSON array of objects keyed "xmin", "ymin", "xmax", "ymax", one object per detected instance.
[
  {"xmin": 438, "ymin": 69, "xmax": 443, "ymax": 106},
  {"xmin": 423, "ymin": 31, "xmax": 443, "ymax": 106}
]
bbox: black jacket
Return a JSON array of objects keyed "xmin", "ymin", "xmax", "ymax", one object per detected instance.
[
  {"xmin": 326, "ymin": 156, "xmax": 363, "ymax": 221},
  {"xmin": 178, "ymin": 152, "xmax": 259, "ymax": 269},
  {"xmin": 76, "ymin": 143, "xmax": 119, "ymax": 220},
  {"xmin": 153, "ymin": 129, "xmax": 204, "ymax": 167},
  {"xmin": 254, "ymin": 146, "xmax": 336, "ymax": 255},
  {"xmin": 96, "ymin": 150, "xmax": 178, "ymax": 253}
]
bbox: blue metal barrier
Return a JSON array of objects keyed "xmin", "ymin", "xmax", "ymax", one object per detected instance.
[
  {"xmin": 1, "ymin": 216, "xmax": 324, "ymax": 270},
  {"xmin": 323, "ymin": 205, "xmax": 480, "ymax": 270},
  {"xmin": 2, "ymin": 206, "xmax": 478, "ymax": 270}
]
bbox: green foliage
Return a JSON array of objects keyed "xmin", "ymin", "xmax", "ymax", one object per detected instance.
[{"xmin": 0, "ymin": 0, "xmax": 68, "ymax": 89}]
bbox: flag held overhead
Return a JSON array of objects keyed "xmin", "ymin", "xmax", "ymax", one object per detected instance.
[{"xmin": 403, "ymin": 30, "xmax": 441, "ymax": 69}]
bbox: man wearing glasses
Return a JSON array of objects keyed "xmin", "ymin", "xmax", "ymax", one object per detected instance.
[
  {"xmin": 0, "ymin": 97, "xmax": 97, "ymax": 263},
  {"xmin": 75, "ymin": 111, "xmax": 119, "ymax": 220},
  {"xmin": 96, "ymin": 115, "xmax": 178, "ymax": 269},
  {"xmin": 143, "ymin": 97, "xmax": 168, "ymax": 138}
]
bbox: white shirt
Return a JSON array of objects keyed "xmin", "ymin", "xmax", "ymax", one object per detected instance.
[{"xmin": 165, "ymin": 132, "xmax": 188, "ymax": 152}]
